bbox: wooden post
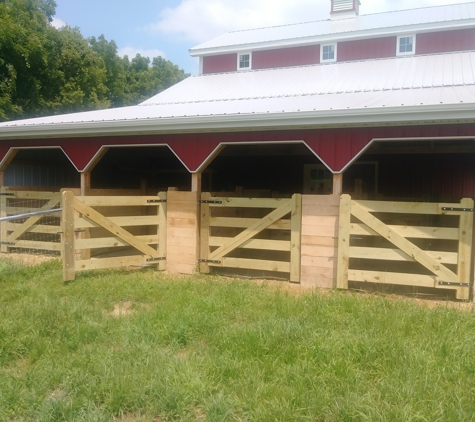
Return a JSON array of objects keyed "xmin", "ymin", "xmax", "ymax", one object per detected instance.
[
  {"xmin": 192, "ymin": 173, "xmax": 202, "ymax": 193},
  {"xmin": 290, "ymin": 193, "xmax": 302, "ymax": 283},
  {"xmin": 336, "ymin": 194, "xmax": 351, "ymax": 289},
  {"xmin": 80, "ymin": 172, "xmax": 91, "ymax": 196},
  {"xmin": 0, "ymin": 172, "xmax": 4, "ymax": 188},
  {"xmin": 456, "ymin": 198, "xmax": 474, "ymax": 300},
  {"xmin": 0, "ymin": 187, "xmax": 8, "ymax": 253},
  {"xmin": 332, "ymin": 173, "xmax": 343, "ymax": 196},
  {"xmin": 61, "ymin": 190, "xmax": 76, "ymax": 281},
  {"xmin": 199, "ymin": 192, "xmax": 211, "ymax": 273},
  {"xmin": 157, "ymin": 191, "xmax": 167, "ymax": 271}
]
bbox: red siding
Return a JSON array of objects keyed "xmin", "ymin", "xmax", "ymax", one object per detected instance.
[
  {"xmin": 202, "ymin": 54, "xmax": 237, "ymax": 74},
  {"xmin": 338, "ymin": 37, "xmax": 397, "ymax": 61},
  {"xmin": 253, "ymin": 45, "xmax": 320, "ymax": 69},
  {"xmin": 416, "ymin": 28, "xmax": 475, "ymax": 55},
  {"xmin": 1, "ymin": 124, "xmax": 474, "ymax": 174}
]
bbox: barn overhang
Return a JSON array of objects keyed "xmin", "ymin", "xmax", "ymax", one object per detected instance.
[{"xmin": 1, "ymin": 124, "xmax": 474, "ymax": 175}]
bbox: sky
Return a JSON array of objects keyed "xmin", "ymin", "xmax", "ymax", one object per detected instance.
[{"xmin": 52, "ymin": 0, "xmax": 475, "ymax": 75}]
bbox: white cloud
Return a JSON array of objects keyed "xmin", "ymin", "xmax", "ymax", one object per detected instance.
[
  {"xmin": 51, "ymin": 17, "xmax": 66, "ymax": 29},
  {"xmin": 147, "ymin": 0, "xmax": 475, "ymax": 45},
  {"xmin": 118, "ymin": 47, "xmax": 166, "ymax": 60}
]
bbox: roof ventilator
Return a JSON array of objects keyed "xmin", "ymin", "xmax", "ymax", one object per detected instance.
[{"xmin": 330, "ymin": 0, "xmax": 360, "ymax": 20}]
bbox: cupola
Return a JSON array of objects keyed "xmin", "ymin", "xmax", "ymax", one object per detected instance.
[{"xmin": 330, "ymin": 0, "xmax": 360, "ymax": 20}]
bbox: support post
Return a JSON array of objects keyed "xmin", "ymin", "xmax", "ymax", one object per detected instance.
[
  {"xmin": 192, "ymin": 173, "xmax": 202, "ymax": 194},
  {"xmin": 80, "ymin": 172, "xmax": 91, "ymax": 196},
  {"xmin": 332, "ymin": 173, "xmax": 343, "ymax": 196},
  {"xmin": 0, "ymin": 172, "xmax": 4, "ymax": 188},
  {"xmin": 61, "ymin": 190, "xmax": 76, "ymax": 281}
]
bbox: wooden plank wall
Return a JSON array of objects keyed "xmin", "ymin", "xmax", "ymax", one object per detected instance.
[
  {"xmin": 166, "ymin": 191, "xmax": 199, "ymax": 274},
  {"xmin": 300, "ymin": 195, "xmax": 339, "ymax": 288}
]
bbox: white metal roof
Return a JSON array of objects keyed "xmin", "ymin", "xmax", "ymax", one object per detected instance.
[
  {"xmin": 0, "ymin": 51, "xmax": 474, "ymax": 139},
  {"xmin": 190, "ymin": 2, "xmax": 475, "ymax": 55}
]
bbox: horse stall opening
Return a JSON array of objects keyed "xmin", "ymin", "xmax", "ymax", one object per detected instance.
[{"xmin": 337, "ymin": 140, "xmax": 475, "ymax": 299}]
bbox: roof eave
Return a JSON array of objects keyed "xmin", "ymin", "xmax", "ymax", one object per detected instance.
[
  {"xmin": 190, "ymin": 20, "xmax": 475, "ymax": 56},
  {"xmin": 0, "ymin": 104, "xmax": 474, "ymax": 141}
]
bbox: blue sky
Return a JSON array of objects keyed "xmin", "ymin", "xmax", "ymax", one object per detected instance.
[{"xmin": 52, "ymin": 0, "xmax": 475, "ymax": 75}]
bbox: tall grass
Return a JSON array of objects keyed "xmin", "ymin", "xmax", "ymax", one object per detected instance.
[{"xmin": 1, "ymin": 258, "xmax": 475, "ymax": 421}]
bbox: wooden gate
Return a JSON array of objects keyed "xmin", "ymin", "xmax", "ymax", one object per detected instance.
[
  {"xmin": 61, "ymin": 191, "xmax": 167, "ymax": 281},
  {"xmin": 0, "ymin": 187, "xmax": 61, "ymax": 255},
  {"xmin": 199, "ymin": 194, "xmax": 302, "ymax": 281},
  {"xmin": 337, "ymin": 195, "xmax": 474, "ymax": 299}
]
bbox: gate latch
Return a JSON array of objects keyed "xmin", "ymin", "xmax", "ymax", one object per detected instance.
[
  {"xmin": 198, "ymin": 259, "xmax": 221, "ymax": 264},
  {"xmin": 199, "ymin": 200, "xmax": 222, "ymax": 204}
]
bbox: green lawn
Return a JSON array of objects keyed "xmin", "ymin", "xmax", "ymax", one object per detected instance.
[{"xmin": 1, "ymin": 258, "xmax": 475, "ymax": 421}]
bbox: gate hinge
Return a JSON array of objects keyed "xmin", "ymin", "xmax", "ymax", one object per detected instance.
[
  {"xmin": 147, "ymin": 199, "xmax": 167, "ymax": 204},
  {"xmin": 199, "ymin": 200, "xmax": 222, "ymax": 204},
  {"xmin": 146, "ymin": 257, "xmax": 166, "ymax": 262},
  {"xmin": 441, "ymin": 207, "xmax": 474, "ymax": 212},
  {"xmin": 0, "ymin": 193, "xmax": 15, "ymax": 196},
  {"xmin": 0, "ymin": 241, "xmax": 15, "ymax": 245},
  {"xmin": 198, "ymin": 259, "xmax": 221, "ymax": 264},
  {"xmin": 438, "ymin": 281, "xmax": 470, "ymax": 287}
]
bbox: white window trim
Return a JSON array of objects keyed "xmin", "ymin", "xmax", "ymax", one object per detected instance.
[
  {"xmin": 237, "ymin": 52, "xmax": 252, "ymax": 71},
  {"xmin": 320, "ymin": 43, "xmax": 337, "ymax": 63},
  {"xmin": 397, "ymin": 34, "xmax": 416, "ymax": 56}
]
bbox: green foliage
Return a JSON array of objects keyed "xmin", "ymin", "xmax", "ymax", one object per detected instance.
[
  {"xmin": 0, "ymin": 0, "xmax": 188, "ymax": 121},
  {"xmin": 1, "ymin": 260, "xmax": 475, "ymax": 421}
]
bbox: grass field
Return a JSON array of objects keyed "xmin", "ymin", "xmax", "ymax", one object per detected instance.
[{"xmin": 1, "ymin": 258, "xmax": 475, "ymax": 421}]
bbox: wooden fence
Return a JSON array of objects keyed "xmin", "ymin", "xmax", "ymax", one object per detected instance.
[
  {"xmin": 199, "ymin": 193, "xmax": 302, "ymax": 281},
  {"xmin": 337, "ymin": 195, "xmax": 474, "ymax": 300},
  {"xmin": 0, "ymin": 187, "xmax": 62, "ymax": 255},
  {"xmin": 61, "ymin": 191, "xmax": 167, "ymax": 281}
]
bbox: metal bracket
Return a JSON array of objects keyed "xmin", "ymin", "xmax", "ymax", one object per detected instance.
[
  {"xmin": 0, "ymin": 193, "xmax": 15, "ymax": 196},
  {"xmin": 199, "ymin": 200, "xmax": 222, "ymax": 204},
  {"xmin": 0, "ymin": 241, "xmax": 16, "ymax": 246},
  {"xmin": 441, "ymin": 207, "xmax": 474, "ymax": 212},
  {"xmin": 198, "ymin": 259, "xmax": 221, "ymax": 264},
  {"xmin": 438, "ymin": 281, "xmax": 470, "ymax": 287},
  {"xmin": 74, "ymin": 229, "xmax": 86, "ymax": 233},
  {"xmin": 147, "ymin": 199, "xmax": 167, "ymax": 204},
  {"xmin": 146, "ymin": 257, "xmax": 166, "ymax": 262}
]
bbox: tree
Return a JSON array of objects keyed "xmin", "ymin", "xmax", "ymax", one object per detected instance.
[{"xmin": 0, "ymin": 0, "xmax": 188, "ymax": 121}]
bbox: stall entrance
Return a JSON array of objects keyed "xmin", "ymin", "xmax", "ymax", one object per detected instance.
[
  {"xmin": 337, "ymin": 195, "xmax": 474, "ymax": 300},
  {"xmin": 199, "ymin": 193, "xmax": 302, "ymax": 282}
]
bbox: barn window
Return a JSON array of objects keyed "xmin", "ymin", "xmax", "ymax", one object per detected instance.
[
  {"xmin": 397, "ymin": 35, "xmax": 415, "ymax": 56},
  {"xmin": 320, "ymin": 43, "xmax": 337, "ymax": 62},
  {"xmin": 238, "ymin": 52, "xmax": 251, "ymax": 70}
]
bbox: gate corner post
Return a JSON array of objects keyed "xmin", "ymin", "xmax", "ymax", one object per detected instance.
[
  {"xmin": 290, "ymin": 193, "xmax": 302, "ymax": 283},
  {"xmin": 336, "ymin": 194, "xmax": 351, "ymax": 290},
  {"xmin": 61, "ymin": 190, "xmax": 76, "ymax": 282}
]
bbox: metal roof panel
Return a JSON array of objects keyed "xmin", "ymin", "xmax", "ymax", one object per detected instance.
[{"xmin": 190, "ymin": 3, "xmax": 475, "ymax": 53}]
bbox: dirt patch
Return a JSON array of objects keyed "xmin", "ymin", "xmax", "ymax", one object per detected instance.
[
  {"xmin": 107, "ymin": 301, "xmax": 136, "ymax": 318},
  {"xmin": 2, "ymin": 252, "xmax": 57, "ymax": 267}
]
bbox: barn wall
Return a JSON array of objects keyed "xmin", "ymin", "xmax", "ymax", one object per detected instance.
[
  {"xmin": 253, "ymin": 45, "xmax": 320, "ymax": 69},
  {"xmin": 416, "ymin": 28, "xmax": 475, "ymax": 55},
  {"xmin": 202, "ymin": 53, "xmax": 237, "ymax": 74},
  {"xmin": 338, "ymin": 37, "xmax": 397, "ymax": 61}
]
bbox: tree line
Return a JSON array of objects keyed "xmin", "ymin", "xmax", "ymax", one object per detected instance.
[{"xmin": 0, "ymin": 0, "xmax": 189, "ymax": 121}]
